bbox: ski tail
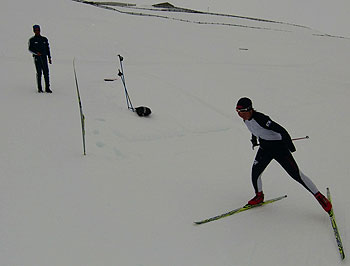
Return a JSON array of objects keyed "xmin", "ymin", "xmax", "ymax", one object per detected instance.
[{"xmin": 326, "ymin": 188, "xmax": 345, "ymax": 260}]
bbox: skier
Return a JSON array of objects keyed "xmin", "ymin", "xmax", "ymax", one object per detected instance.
[
  {"xmin": 236, "ymin": 97, "xmax": 332, "ymax": 213},
  {"xmin": 28, "ymin": 25, "xmax": 52, "ymax": 93}
]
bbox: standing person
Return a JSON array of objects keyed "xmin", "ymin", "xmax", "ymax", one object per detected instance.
[
  {"xmin": 236, "ymin": 97, "xmax": 332, "ymax": 213},
  {"xmin": 28, "ymin": 25, "xmax": 52, "ymax": 93}
]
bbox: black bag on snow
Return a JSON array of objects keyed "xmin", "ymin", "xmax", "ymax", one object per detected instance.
[{"xmin": 135, "ymin": 106, "xmax": 152, "ymax": 117}]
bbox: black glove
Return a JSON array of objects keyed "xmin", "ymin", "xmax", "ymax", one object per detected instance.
[
  {"xmin": 251, "ymin": 138, "xmax": 259, "ymax": 150},
  {"xmin": 288, "ymin": 141, "xmax": 296, "ymax": 153},
  {"xmin": 283, "ymin": 137, "xmax": 296, "ymax": 153}
]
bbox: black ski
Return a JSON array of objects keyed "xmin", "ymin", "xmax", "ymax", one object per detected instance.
[{"xmin": 194, "ymin": 195, "xmax": 287, "ymax": 225}]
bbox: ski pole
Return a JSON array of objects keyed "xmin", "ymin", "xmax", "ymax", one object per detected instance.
[
  {"xmin": 118, "ymin": 55, "xmax": 134, "ymax": 111},
  {"xmin": 255, "ymin": 136, "xmax": 309, "ymax": 148},
  {"xmin": 292, "ymin": 136, "xmax": 309, "ymax": 141},
  {"xmin": 118, "ymin": 56, "xmax": 133, "ymax": 110},
  {"xmin": 118, "ymin": 69, "xmax": 134, "ymax": 111}
]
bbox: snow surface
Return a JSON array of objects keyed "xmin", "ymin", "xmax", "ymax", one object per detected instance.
[{"xmin": 1, "ymin": 0, "xmax": 349, "ymax": 265}]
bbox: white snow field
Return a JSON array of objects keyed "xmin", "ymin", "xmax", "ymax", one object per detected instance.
[{"xmin": 0, "ymin": 0, "xmax": 349, "ymax": 265}]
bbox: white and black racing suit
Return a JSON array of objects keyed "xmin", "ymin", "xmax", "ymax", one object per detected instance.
[{"xmin": 243, "ymin": 111, "xmax": 318, "ymax": 195}]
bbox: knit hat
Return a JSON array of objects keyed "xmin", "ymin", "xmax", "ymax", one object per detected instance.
[
  {"xmin": 236, "ymin": 97, "xmax": 253, "ymax": 111},
  {"xmin": 33, "ymin": 25, "xmax": 40, "ymax": 32}
]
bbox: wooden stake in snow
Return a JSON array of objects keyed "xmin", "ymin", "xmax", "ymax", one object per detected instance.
[{"xmin": 73, "ymin": 58, "xmax": 86, "ymax": 156}]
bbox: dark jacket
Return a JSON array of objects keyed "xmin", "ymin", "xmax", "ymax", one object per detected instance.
[{"xmin": 28, "ymin": 35, "xmax": 51, "ymax": 58}]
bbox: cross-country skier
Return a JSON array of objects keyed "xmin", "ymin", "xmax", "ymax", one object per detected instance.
[
  {"xmin": 28, "ymin": 25, "xmax": 52, "ymax": 93},
  {"xmin": 236, "ymin": 97, "xmax": 332, "ymax": 213}
]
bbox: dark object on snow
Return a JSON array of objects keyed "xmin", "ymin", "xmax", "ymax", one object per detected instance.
[
  {"xmin": 135, "ymin": 106, "xmax": 152, "ymax": 117},
  {"xmin": 152, "ymin": 2, "xmax": 175, "ymax": 8}
]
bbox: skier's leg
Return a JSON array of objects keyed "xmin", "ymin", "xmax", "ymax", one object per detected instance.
[
  {"xmin": 251, "ymin": 148, "xmax": 272, "ymax": 193},
  {"xmin": 275, "ymin": 152, "xmax": 332, "ymax": 212},
  {"xmin": 275, "ymin": 152, "xmax": 318, "ymax": 194}
]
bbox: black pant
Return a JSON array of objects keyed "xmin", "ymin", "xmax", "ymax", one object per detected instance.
[
  {"xmin": 34, "ymin": 56, "xmax": 50, "ymax": 91},
  {"xmin": 251, "ymin": 146, "xmax": 314, "ymax": 194}
]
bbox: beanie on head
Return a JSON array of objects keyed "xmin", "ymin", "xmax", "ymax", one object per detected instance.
[
  {"xmin": 33, "ymin": 24, "xmax": 40, "ymax": 32},
  {"xmin": 236, "ymin": 97, "xmax": 253, "ymax": 111}
]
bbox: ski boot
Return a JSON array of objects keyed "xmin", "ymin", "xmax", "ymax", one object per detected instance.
[
  {"xmin": 248, "ymin": 192, "xmax": 264, "ymax": 205},
  {"xmin": 315, "ymin": 192, "xmax": 332, "ymax": 213}
]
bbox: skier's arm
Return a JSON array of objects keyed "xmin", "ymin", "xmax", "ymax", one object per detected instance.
[
  {"xmin": 251, "ymin": 134, "xmax": 258, "ymax": 150},
  {"xmin": 267, "ymin": 121, "xmax": 296, "ymax": 152},
  {"xmin": 253, "ymin": 112, "xmax": 296, "ymax": 152}
]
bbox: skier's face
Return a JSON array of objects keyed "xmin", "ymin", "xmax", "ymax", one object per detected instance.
[
  {"xmin": 34, "ymin": 28, "xmax": 41, "ymax": 36},
  {"xmin": 236, "ymin": 109, "xmax": 253, "ymax": 120}
]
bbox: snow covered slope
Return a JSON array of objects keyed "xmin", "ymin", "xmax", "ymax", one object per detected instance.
[{"xmin": 1, "ymin": 0, "xmax": 349, "ymax": 265}]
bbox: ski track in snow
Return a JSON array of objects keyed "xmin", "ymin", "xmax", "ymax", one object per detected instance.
[
  {"xmin": 73, "ymin": 0, "xmax": 350, "ymax": 39},
  {"xmin": 73, "ymin": 0, "xmax": 307, "ymax": 32}
]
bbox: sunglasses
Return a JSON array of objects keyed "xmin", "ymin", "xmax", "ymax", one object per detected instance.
[{"xmin": 236, "ymin": 107, "xmax": 251, "ymax": 113}]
